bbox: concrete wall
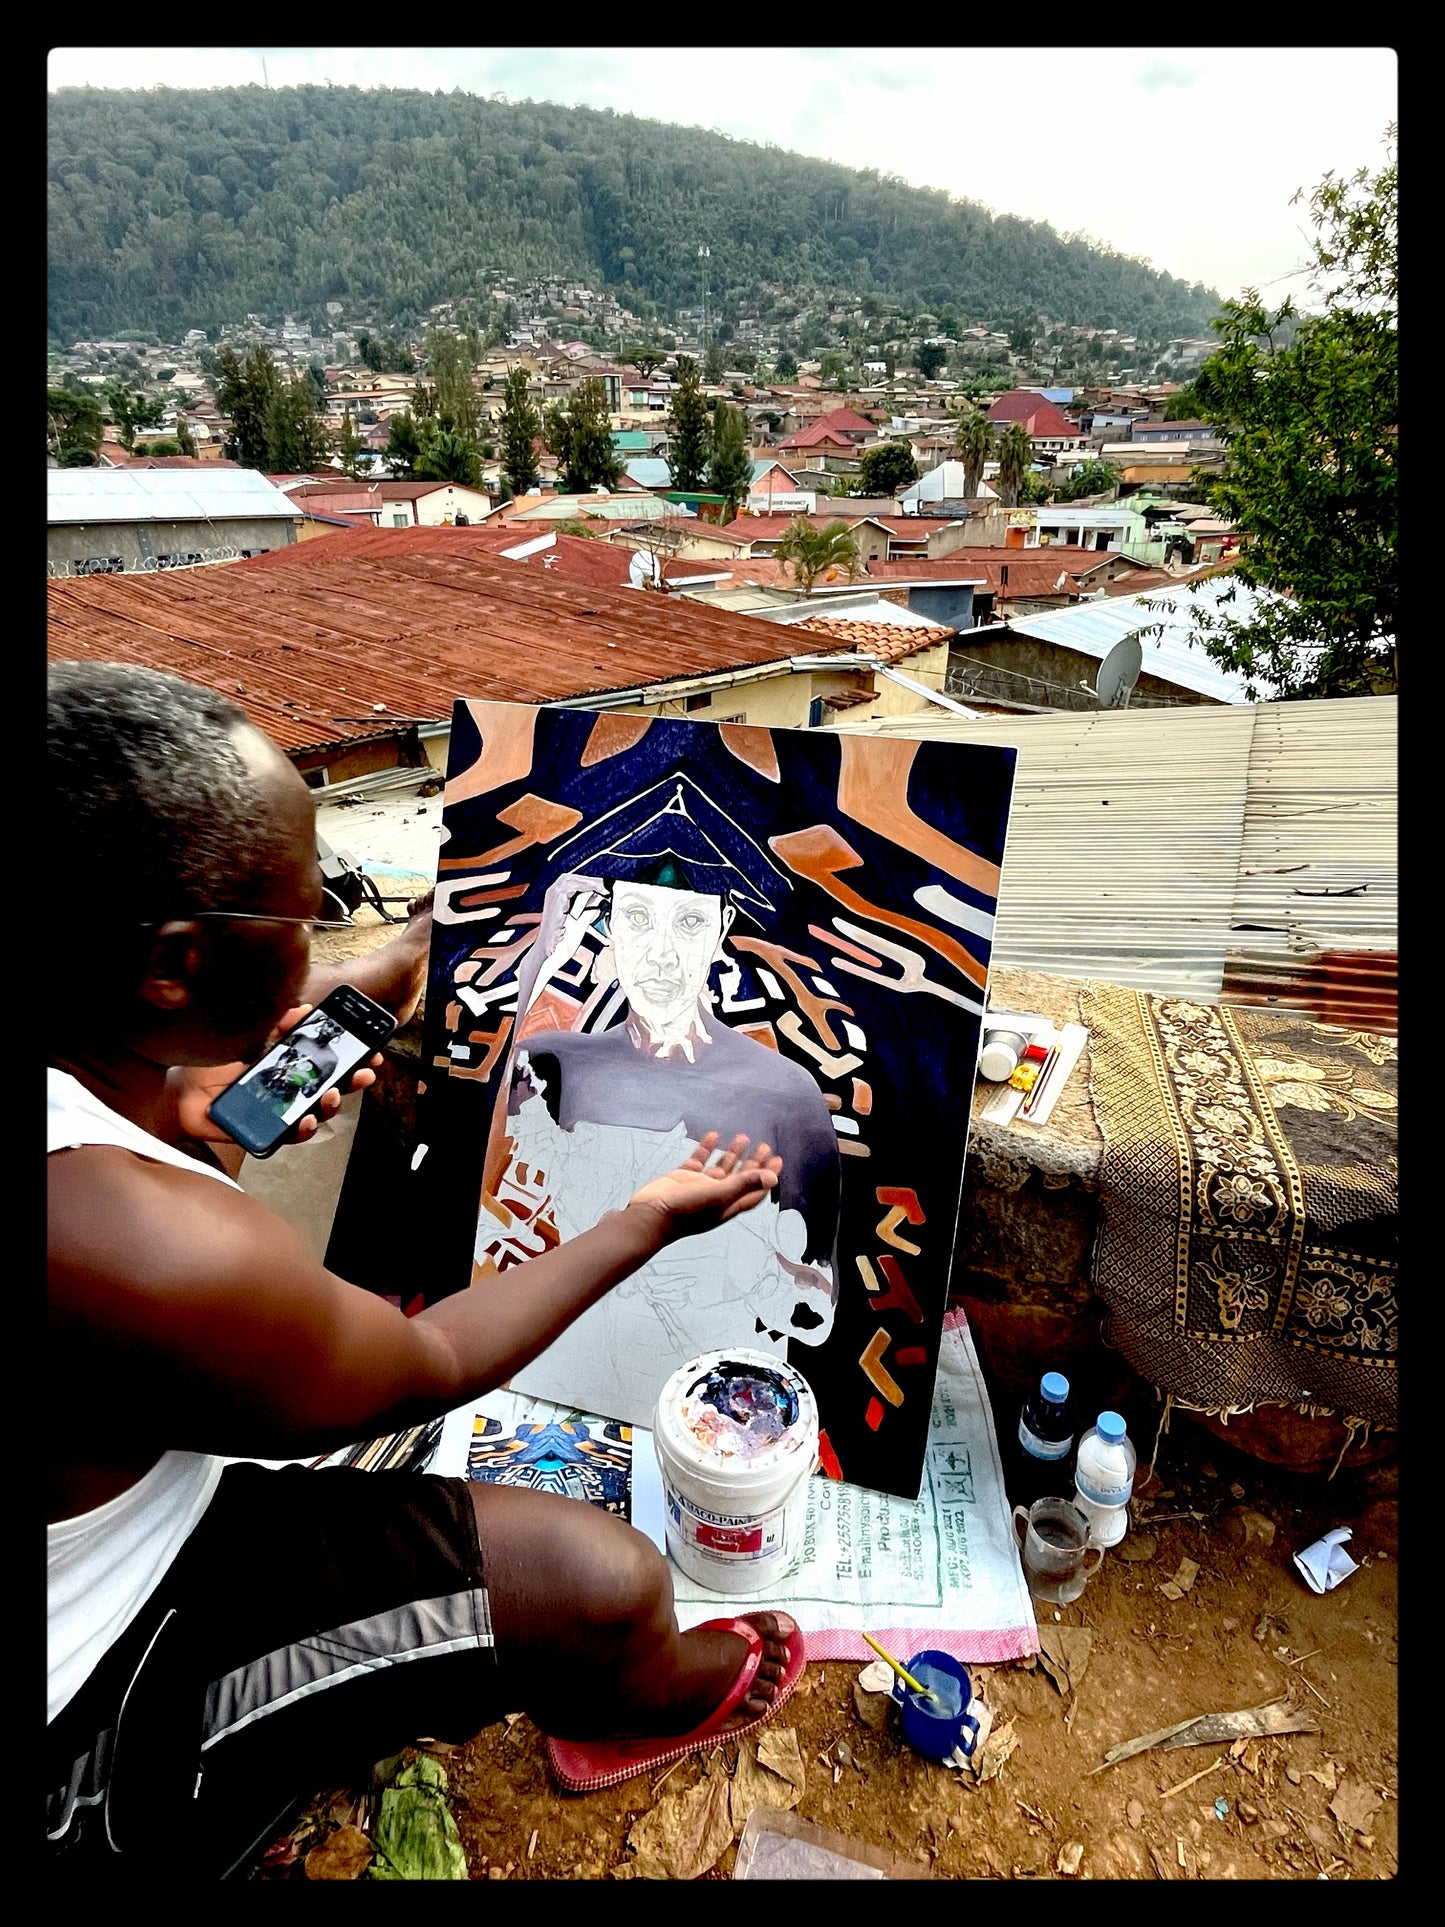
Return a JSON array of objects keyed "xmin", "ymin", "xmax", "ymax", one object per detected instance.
[
  {"xmin": 947, "ymin": 632, "xmax": 1218, "ymax": 707},
  {"xmin": 47, "ymin": 516, "xmax": 298, "ymax": 576},
  {"xmin": 643, "ymin": 667, "xmax": 817, "ymax": 730},
  {"xmin": 906, "ymin": 583, "xmax": 976, "ymax": 630},
  {"xmin": 414, "ymin": 485, "xmax": 496, "ymax": 527}
]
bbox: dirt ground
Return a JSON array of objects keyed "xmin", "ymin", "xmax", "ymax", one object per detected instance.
[{"xmin": 250, "ymin": 1409, "xmax": 1397, "ymax": 1882}]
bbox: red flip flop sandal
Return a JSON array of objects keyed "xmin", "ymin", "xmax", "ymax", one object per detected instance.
[{"xmin": 545, "ymin": 1612, "xmax": 806, "ymax": 1793}]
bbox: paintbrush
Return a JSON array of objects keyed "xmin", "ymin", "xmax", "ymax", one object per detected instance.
[{"xmin": 861, "ymin": 1631, "xmax": 939, "ymax": 1703}]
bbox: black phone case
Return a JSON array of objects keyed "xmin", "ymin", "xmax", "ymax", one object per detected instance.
[{"xmin": 206, "ymin": 986, "xmax": 396, "ymax": 1158}]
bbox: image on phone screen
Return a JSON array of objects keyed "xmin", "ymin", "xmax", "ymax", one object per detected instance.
[{"xmin": 220, "ymin": 1011, "xmax": 374, "ymax": 1147}]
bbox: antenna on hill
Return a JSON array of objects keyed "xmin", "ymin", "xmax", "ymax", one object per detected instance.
[
  {"xmin": 261, "ymin": 54, "xmax": 270, "ymax": 88},
  {"xmin": 1094, "ymin": 633, "xmax": 1143, "ymax": 710}
]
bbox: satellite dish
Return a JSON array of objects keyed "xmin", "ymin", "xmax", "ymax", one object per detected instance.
[
  {"xmin": 628, "ymin": 548, "xmax": 661, "ymax": 589},
  {"xmin": 1095, "ymin": 634, "xmax": 1143, "ymax": 709}
]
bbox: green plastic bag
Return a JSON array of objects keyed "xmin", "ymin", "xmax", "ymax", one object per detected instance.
[{"xmin": 368, "ymin": 1754, "xmax": 469, "ymax": 1880}]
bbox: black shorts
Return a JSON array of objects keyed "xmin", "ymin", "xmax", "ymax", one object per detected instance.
[{"xmin": 47, "ymin": 1464, "xmax": 500, "ymax": 1880}]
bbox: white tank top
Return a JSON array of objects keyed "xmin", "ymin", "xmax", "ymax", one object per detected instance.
[{"xmin": 47, "ymin": 1069, "xmax": 238, "ymax": 1725}]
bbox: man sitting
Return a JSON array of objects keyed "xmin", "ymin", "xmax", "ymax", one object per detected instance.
[{"xmin": 47, "ymin": 663, "xmax": 802, "ymax": 1877}]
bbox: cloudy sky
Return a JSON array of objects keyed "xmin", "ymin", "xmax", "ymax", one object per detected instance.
[{"xmin": 48, "ymin": 47, "xmax": 1396, "ymax": 300}]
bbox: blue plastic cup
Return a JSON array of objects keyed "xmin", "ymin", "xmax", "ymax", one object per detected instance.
[{"xmin": 890, "ymin": 1650, "xmax": 980, "ymax": 1762}]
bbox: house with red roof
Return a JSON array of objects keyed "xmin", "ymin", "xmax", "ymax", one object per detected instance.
[{"xmin": 986, "ymin": 389, "xmax": 1089, "ymax": 458}]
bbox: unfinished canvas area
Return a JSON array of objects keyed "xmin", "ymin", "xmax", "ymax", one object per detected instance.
[
  {"xmin": 1084, "ymin": 985, "xmax": 1397, "ymax": 1430},
  {"xmin": 433, "ymin": 1310, "xmax": 1036, "ymax": 1665}
]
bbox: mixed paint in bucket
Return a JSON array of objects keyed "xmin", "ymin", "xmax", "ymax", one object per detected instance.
[{"xmin": 654, "ymin": 1349, "xmax": 818, "ymax": 1594}]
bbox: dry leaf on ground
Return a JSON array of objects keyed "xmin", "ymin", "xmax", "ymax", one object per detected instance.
[
  {"xmin": 1037, "ymin": 1624, "xmax": 1093, "ymax": 1696},
  {"xmin": 304, "ymin": 1825, "xmax": 373, "ymax": 1880},
  {"xmin": 729, "ymin": 1728, "xmax": 805, "ymax": 1834},
  {"xmin": 974, "ymin": 1716, "xmax": 1019, "ymax": 1783},
  {"xmin": 1100, "ymin": 1698, "xmax": 1318, "ymax": 1767},
  {"xmin": 628, "ymin": 1768, "xmax": 734, "ymax": 1881},
  {"xmin": 1330, "ymin": 1777, "xmax": 1383, "ymax": 1835}
]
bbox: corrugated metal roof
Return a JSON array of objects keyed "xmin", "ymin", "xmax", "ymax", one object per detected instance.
[
  {"xmin": 47, "ymin": 467, "xmax": 302, "ymax": 526},
  {"xmin": 1003, "ymin": 576, "xmax": 1272, "ymax": 703},
  {"xmin": 46, "ymin": 539, "xmax": 862, "ymax": 756},
  {"xmin": 834, "ymin": 697, "xmax": 1396, "ymax": 1026}
]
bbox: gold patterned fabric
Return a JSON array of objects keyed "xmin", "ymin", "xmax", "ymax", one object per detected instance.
[{"xmin": 1082, "ymin": 985, "xmax": 1397, "ymax": 1427}]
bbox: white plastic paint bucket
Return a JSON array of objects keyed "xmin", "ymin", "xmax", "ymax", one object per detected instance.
[{"xmin": 653, "ymin": 1349, "xmax": 819, "ymax": 1595}]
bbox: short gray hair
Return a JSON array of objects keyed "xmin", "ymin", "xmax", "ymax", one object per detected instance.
[{"xmin": 49, "ymin": 661, "xmax": 298, "ymax": 925}]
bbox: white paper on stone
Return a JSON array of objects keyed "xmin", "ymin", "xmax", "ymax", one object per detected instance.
[{"xmin": 434, "ymin": 1310, "xmax": 1037, "ymax": 1664}]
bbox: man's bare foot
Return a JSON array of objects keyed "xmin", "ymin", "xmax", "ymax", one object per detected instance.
[{"xmin": 671, "ymin": 1610, "xmax": 795, "ymax": 1732}]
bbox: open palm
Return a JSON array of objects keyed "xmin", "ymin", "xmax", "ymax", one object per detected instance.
[{"xmin": 628, "ymin": 1131, "xmax": 782, "ymax": 1243}]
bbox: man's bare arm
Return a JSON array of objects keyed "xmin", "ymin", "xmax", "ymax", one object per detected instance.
[{"xmin": 48, "ymin": 1132, "xmax": 777, "ymax": 1462}]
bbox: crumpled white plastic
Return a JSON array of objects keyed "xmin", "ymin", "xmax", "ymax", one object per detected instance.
[{"xmin": 1293, "ymin": 1525, "xmax": 1359, "ymax": 1595}]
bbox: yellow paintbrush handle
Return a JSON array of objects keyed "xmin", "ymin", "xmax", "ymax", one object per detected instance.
[{"xmin": 861, "ymin": 1631, "xmax": 931, "ymax": 1698}]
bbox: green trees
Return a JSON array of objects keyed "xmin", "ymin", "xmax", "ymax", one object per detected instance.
[
  {"xmin": 358, "ymin": 331, "xmax": 415, "ymax": 374},
  {"xmin": 47, "ymin": 387, "xmax": 103, "ymax": 465},
  {"xmin": 213, "ymin": 345, "xmax": 329, "ymax": 470},
  {"xmin": 1054, "ymin": 457, "xmax": 1120, "ymax": 502},
  {"xmin": 994, "ymin": 422, "xmax": 1034, "ymax": 508},
  {"xmin": 952, "ymin": 409, "xmax": 995, "ymax": 498},
  {"xmin": 499, "ymin": 366, "xmax": 541, "ymax": 496},
  {"xmin": 385, "ymin": 410, "xmax": 425, "ymax": 478},
  {"xmin": 1180, "ymin": 134, "xmax": 1396, "ymax": 699},
  {"xmin": 702, "ymin": 341, "xmax": 726, "ymax": 383},
  {"xmin": 421, "ymin": 328, "xmax": 483, "ymax": 445},
  {"xmin": 665, "ymin": 357, "xmax": 711, "ymax": 491},
  {"xmin": 706, "ymin": 402, "xmax": 753, "ymax": 518},
  {"xmin": 415, "ymin": 426, "xmax": 481, "ymax": 486},
  {"xmin": 46, "ymin": 87, "xmax": 1223, "ymax": 347},
  {"xmin": 265, "ymin": 372, "xmax": 332, "ymax": 473},
  {"xmin": 100, "ymin": 379, "xmax": 166, "ymax": 453},
  {"xmin": 213, "ymin": 345, "xmax": 279, "ymax": 467},
  {"xmin": 545, "ymin": 379, "xmax": 623, "ymax": 493},
  {"xmin": 916, "ymin": 342, "xmax": 947, "ymax": 380},
  {"xmin": 336, "ymin": 413, "xmax": 367, "ymax": 479},
  {"xmin": 774, "ymin": 350, "xmax": 799, "ymax": 381},
  {"xmin": 774, "ymin": 518, "xmax": 862, "ymax": 593},
  {"xmin": 818, "ymin": 351, "xmax": 850, "ymax": 389},
  {"xmin": 858, "ymin": 443, "xmax": 919, "ymax": 497}
]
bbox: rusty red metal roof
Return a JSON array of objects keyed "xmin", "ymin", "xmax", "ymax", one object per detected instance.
[{"xmin": 46, "ymin": 535, "xmax": 857, "ymax": 757}]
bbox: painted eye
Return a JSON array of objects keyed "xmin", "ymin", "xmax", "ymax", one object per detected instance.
[{"xmin": 626, "ymin": 908, "xmax": 650, "ymax": 928}]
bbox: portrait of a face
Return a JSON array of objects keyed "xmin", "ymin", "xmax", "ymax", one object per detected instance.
[
  {"xmin": 606, "ymin": 881, "xmax": 733, "ymax": 1038},
  {"xmin": 407, "ymin": 703, "xmax": 1016, "ymax": 1500}
]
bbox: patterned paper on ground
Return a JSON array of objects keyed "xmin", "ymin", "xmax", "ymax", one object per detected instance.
[{"xmin": 433, "ymin": 1309, "xmax": 1037, "ymax": 1665}]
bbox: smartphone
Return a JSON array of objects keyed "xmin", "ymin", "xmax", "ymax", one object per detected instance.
[{"xmin": 206, "ymin": 985, "xmax": 397, "ymax": 1159}]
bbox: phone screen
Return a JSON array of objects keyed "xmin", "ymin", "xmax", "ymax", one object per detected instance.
[{"xmin": 209, "ymin": 1005, "xmax": 378, "ymax": 1155}]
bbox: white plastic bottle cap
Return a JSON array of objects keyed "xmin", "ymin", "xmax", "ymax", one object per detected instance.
[{"xmin": 979, "ymin": 1034, "xmax": 1024, "ymax": 1081}]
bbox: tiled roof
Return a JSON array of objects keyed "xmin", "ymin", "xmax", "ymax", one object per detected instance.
[
  {"xmin": 985, "ymin": 391, "xmax": 1080, "ymax": 438},
  {"xmin": 45, "ymin": 533, "xmax": 865, "ymax": 756},
  {"xmin": 721, "ymin": 512, "xmax": 881, "ymax": 542},
  {"xmin": 794, "ymin": 615, "xmax": 953, "ymax": 663},
  {"xmin": 121, "ymin": 456, "xmax": 241, "ymax": 469},
  {"xmin": 779, "ymin": 422, "xmax": 858, "ymax": 449},
  {"xmin": 869, "ymin": 551, "xmax": 1085, "ymax": 599}
]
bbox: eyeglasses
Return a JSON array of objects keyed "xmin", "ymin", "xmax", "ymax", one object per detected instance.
[{"xmin": 139, "ymin": 887, "xmax": 357, "ymax": 934}]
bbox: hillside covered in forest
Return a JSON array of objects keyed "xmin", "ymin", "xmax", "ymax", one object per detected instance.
[{"xmin": 48, "ymin": 85, "xmax": 1221, "ymax": 344}]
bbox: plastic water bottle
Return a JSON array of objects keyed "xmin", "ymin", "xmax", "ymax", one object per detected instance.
[
  {"xmin": 1015, "ymin": 1371, "xmax": 1076, "ymax": 1505},
  {"xmin": 1073, "ymin": 1411, "xmax": 1136, "ymax": 1548}
]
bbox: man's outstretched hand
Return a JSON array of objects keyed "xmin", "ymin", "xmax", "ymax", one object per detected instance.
[{"xmin": 627, "ymin": 1132, "xmax": 782, "ymax": 1244}]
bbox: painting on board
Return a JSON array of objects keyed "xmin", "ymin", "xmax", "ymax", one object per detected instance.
[{"xmin": 408, "ymin": 701, "xmax": 1016, "ymax": 1501}]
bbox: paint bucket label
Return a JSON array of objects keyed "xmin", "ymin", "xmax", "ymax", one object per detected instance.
[{"xmin": 666, "ymin": 1488, "xmax": 791, "ymax": 1566}]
